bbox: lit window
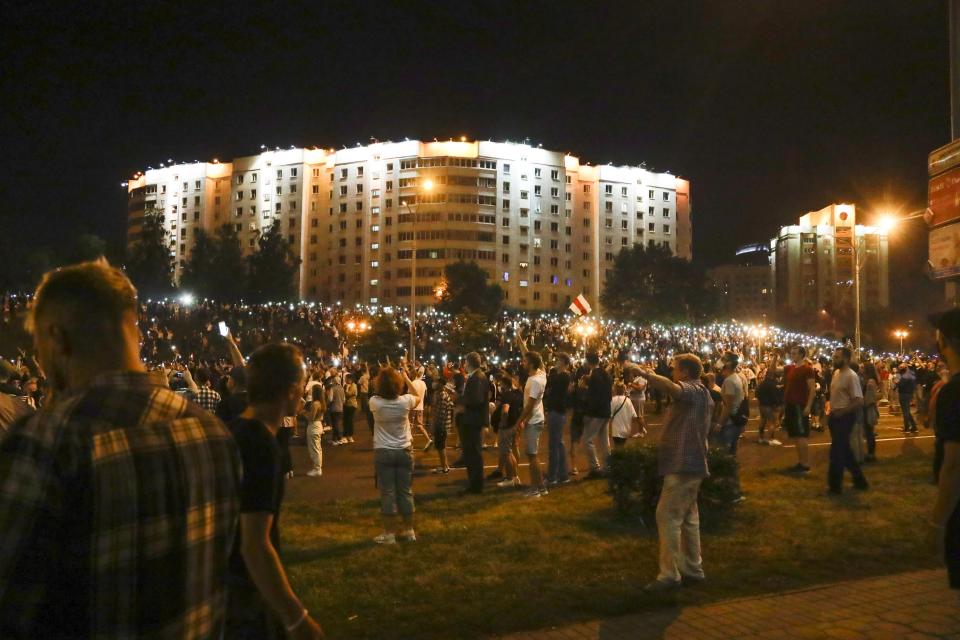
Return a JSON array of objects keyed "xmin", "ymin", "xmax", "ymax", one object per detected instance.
[
  {"xmin": 519, "ymin": 280, "xmax": 529, "ymax": 287},
  {"xmin": 371, "ymin": 261, "xmax": 379, "ymax": 268},
  {"xmin": 503, "ymin": 272, "xmax": 510, "ymax": 282}
]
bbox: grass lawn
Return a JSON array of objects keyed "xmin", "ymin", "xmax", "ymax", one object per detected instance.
[{"xmin": 282, "ymin": 448, "xmax": 940, "ymax": 639}]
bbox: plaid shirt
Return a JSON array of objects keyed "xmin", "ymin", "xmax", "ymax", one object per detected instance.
[
  {"xmin": 658, "ymin": 380, "xmax": 713, "ymax": 478},
  {"xmin": 0, "ymin": 371, "xmax": 241, "ymax": 638},
  {"xmin": 431, "ymin": 389, "xmax": 455, "ymax": 433},
  {"xmin": 190, "ymin": 385, "xmax": 222, "ymax": 413}
]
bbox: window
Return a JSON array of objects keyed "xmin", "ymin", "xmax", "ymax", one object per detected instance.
[
  {"xmin": 520, "ymin": 190, "xmax": 528, "ymax": 200},
  {"xmin": 290, "ymin": 184, "xmax": 297, "ymax": 194},
  {"xmin": 663, "ymin": 208, "xmax": 670, "ymax": 217},
  {"xmin": 503, "ymin": 181, "xmax": 510, "ymax": 193},
  {"xmin": 276, "ymin": 186, "xmax": 282, "ymax": 195},
  {"xmin": 501, "ymin": 217, "xmax": 510, "ymax": 227},
  {"xmin": 386, "ymin": 180, "xmax": 393, "ymax": 191},
  {"xmin": 550, "ymin": 239, "xmax": 559, "ymax": 249},
  {"xmin": 648, "ymin": 222, "xmax": 655, "ymax": 232},
  {"xmin": 621, "ymin": 186, "xmax": 628, "ymax": 197},
  {"xmin": 502, "ymin": 271, "xmax": 510, "ymax": 282},
  {"xmin": 648, "ymin": 206, "xmax": 655, "ymax": 216},
  {"xmin": 372, "ymin": 188, "xmax": 380, "ymax": 197},
  {"xmin": 550, "ymin": 204, "xmax": 559, "ymax": 214},
  {"xmin": 649, "ymin": 190, "xmax": 655, "ymax": 198},
  {"xmin": 605, "ymin": 184, "xmax": 613, "ymax": 195},
  {"xmin": 583, "ymin": 219, "xmax": 590, "ymax": 228},
  {"xmin": 534, "ymin": 168, "xmax": 542, "ymax": 178},
  {"xmin": 250, "ymin": 173, "xmax": 257, "ymax": 183},
  {"xmin": 502, "ymin": 235, "xmax": 510, "ymax": 245},
  {"xmin": 550, "ymin": 169, "xmax": 559, "ymax": 181},
  {"xmin": 551, "ymin": 187, "xmax": 559, "ymax": 198},
  {"xmin": 503, "ymin": 163, "xmax": 510, "ymax": 174},
  {"xmin": 533, "ymin": 238, "xmax": 542, "ymax": 248},
  {"xmin": 534, "ymin": 185, "xmax": 542, "ymax": 196},
  {"xmin": 371, "ymin": 224, "xmax": 380, "ymax": 232},
  {"xmin": 236, "ymin": 175, "xmax": 244, "ymax": 185},
  {"xmin": 357, "ymin": 166, "xmax": 363, "ymax": 178},
  {"xmin": 371, "ymin": 206, "xmax": 381, "ymax": 215},
  {"xmin": 621, "ymin": 237, "xmax": 628, "ymax": 246},
  {"xmin": 277, "ymin": 169, "xmax": 283, "ymax": 179},
  {"xmin": 236, "ymin": 191, "xmax": 244, "ymax": 201},
  {"xmin": 340, "ymin": 168, "xmax": 348, "ymax": 180},
  {"xmin": 663, "ymin": 224, "xmax": 671, "ymax": 234},
  {"xmin": 386, "ymin": 163, "xmax": 394, "ymax": 171},
  {"xmin": 605, "ymin": 219, "xmax": 613, "ymax": 228},
  {"xmin": 339, "ymin": 203, "xmax": 348, "ymax": 213},
  {"xmin": 663, "ymin": 191, "xmax": 669, "ymax": 201},
  {"xmin": 604, "ymin": 202, "xmax": 613, "ymax": 213},
  {"xmin": 356, "ymin": 202, "xmax": 363, "ymax": 211},
  {"xmin": 519, "ymin": 280, "xmax": 529, "ymax": 287},
  {"xmin": 371, "ymin": 243, "xmax": 379, "ymax": 250}
]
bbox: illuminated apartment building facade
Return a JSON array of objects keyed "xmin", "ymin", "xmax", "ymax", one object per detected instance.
[{"xmin": 127, "ymin": 140, "xmax": 692, "ymax": 310}]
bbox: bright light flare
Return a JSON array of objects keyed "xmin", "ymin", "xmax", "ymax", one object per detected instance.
[{"xmin": 179, "ymin": 292, "xmax": 195, "ymax": 306}]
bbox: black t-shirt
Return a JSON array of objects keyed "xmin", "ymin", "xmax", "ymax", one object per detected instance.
[
  {"xmin": 227, "ymin": 417, "xmax": 285, "ymax": 588},
  {"xmin": 936, "ymin": 375, "xmax": 960, "ymax": 540},
  {"xmin": 497, "ymin": 388, "xmax": 524, "ymax": 429},
  {"xmin": 543, "ymin": 370, "xmax": 571, "ymax": 413},
  {"xmin": 756, "ymin": 378, "xmax": 782, "ymax": 407},
  {"xmin": 585, "ymin": 368, "xmax": 613, "ymax": 418}
]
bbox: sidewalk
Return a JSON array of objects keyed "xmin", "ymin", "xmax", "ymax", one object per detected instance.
[{"xmin": 497, "ymin": 569, "xmax": 959, "ymax": 640}]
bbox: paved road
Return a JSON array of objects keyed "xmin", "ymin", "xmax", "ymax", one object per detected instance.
[
  {"xmin": 495, "ymin": 568, "xmax": 960, "ymax": 639},
  {"xmin": 284, "ymin": 402, "xmax": 936, "ymax": 505}
]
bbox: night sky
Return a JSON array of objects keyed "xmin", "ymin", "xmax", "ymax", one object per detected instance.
[{"xmin": 0, "ymin": 0, "xmax": 950, "ymax": 313}]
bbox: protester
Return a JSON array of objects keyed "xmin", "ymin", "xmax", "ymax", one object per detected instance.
[
  {"xmin": 191, "ymin": 366, "xmax": 222, "ymax": 412},
  {"xmin": 517, "ymin": 349, "xmax": 548, "ymax": 498},
  {"xmin": 369, "ymin": 361, "xmax": 423, "ymax": 543},
  {"xmin": 544, "ymin": 352, "xmax": 572, "ymax": 485},
  {"xmin": 0, "ymin": 262, "xmax": 242, "ymax": 637},
  {"xmin": 783, "ymin": 347, "xmax": 816, "ymax": 474},
  {"xmin": 494, "ymin": 371, "xmax": 523, "ymax": 488},
  {"xmin": 429, "ymin": 376, "xmax": 456, "ymax": 474},
  {"xmin": 580, "ymin": 352, "xmax": 613, "ymax": 478},
  {"xmin": 609, "ymin": 381, "xmax": 640, "ymax": 447},
  {"xmin": 929, "ymin": 309, "xmax": 960, "ymax": 590},
  {"xmin": 756, "ymin": 368, "xmax": 783, "ymax": 446},
  {"xmin": 460, "ymin": 352, "xmax": 492, "ymax": 494},
  {"xmin": 636, "ymin": 354, "xmax": 713, "ymax": 592},
  {"xmin": 826, "ymin": 347, "xmax": 869, "ymax": 495},
  {"xmin": 862, "ymin": 361, "xmax": 881, "ymax": 463},
  {"xmin": 226, "ymin": 343, "xmax": 324, "ymax": 638},
  {"xmin": 0, "ymin": 391, "xmax": 32, "ymax": 437},
  {"xmin": 895, "ymin": 363, "xmax": 919, "ymax": 434},
  {"xmin": 343, "ymin": 372, "xmax": 359, "ymax": 444}
]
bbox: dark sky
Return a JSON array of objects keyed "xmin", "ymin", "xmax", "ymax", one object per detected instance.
[{"xmin": 0, "ymin": 0, "xmax": 949, "ymax": 308}]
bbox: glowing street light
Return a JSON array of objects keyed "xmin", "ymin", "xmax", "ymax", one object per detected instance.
[{"xmin": 893, "ymin": 329, "xmax": 909, "ymax": 355}]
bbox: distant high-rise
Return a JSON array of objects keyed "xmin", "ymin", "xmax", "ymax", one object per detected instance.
[{"xmin": 126, "ymin": 139, "xmax": 692, "ymax": 310}]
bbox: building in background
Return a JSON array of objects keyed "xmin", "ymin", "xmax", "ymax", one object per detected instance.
[
  {"xmin": 126, "ymin": 139, "xmax": 692, "ymax": 310},
  {"xmin": 770, "ymin": 203, "xmax": 889, "ymax": 317},
  {"xmin": 707, "ymin": 243, "xmax": 774, "ymax": 322}
]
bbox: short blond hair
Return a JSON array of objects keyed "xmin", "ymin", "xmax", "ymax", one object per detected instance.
[
  {"xmin": 27, "ymin": 262, "xmax": 138, "ymax": 347},
  {"xmin": 672, "ymin": 353, "xmax": 704, "ymax": 380}
]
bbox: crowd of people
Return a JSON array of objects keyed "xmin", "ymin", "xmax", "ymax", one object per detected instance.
[{"xmin": 0, "ymin": 265, "xmax": 958, "ymax": 637}]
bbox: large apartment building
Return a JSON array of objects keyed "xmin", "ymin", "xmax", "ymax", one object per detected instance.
[{"xmin": 126, "ymin": 140, "xmax": 691, "ymax": 310}]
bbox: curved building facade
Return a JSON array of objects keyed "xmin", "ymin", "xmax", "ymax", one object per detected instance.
[{"xmin": 126, "ymin": 139, "xmax": 691, "ymax": 310}]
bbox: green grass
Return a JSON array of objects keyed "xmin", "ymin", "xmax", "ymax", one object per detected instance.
[{"xmin": 282, "ymin": 450, "xmax": 940, "ymax": 639}]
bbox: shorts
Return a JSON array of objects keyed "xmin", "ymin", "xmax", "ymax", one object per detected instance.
[
  {"xmin": 524, "ymin": 421, "xmax": 544, "ymax": 456},
  {"xmin": 498, "ymin": 426, "xmax": 516, "ymax": 452},
  {"xmin": 783, "ymin": 404, "xmax": 810, "ymax": 438},
  {"xmin": 759, "ymin": 405, "xmax": 779, "ymax": 422},
  {"xmin": 631, "ymin": 397, "xmax": 645, "ymax": 417},
  {"xmin": 409, "ymin": 410, "xmax": 423, "ymax": 428}
]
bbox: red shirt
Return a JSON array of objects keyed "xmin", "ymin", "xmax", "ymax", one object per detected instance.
[{"xmin": 784, "ymin": 363, "xmax": 815, "ymax": 406}]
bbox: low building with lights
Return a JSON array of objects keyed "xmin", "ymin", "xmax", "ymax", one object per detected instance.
[
  {"xmin": 770, "ymin": 203, "xmax": 889, "ymax": 317},
  {"xmin": 707, "ymin": 244, "xmax": 774, "ymax": 322},
  {"xmin": 126, "ymin": 139, "xmax": 691, "ymax": 311}
]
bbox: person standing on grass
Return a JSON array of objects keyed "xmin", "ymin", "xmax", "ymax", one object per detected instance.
[
  {"xmin": 343, "ymin": 372, "xmax": 358, "ymax": 444},
  {"xmin": 826, "ymin": 347, "xmax": 868, "ymax": 495},
  {"xmin": 635, "ymin": 354, "xmax": 713, "ymax": 592},
  {"xmin": 625, "ymin": 366, "xmax": 649, "ymax": 438},
  {"xmin": 543, "ymin": 351, "xmax": 573, "ymax": 485},
  {"xmin": 460, "ymin": 352, "xmax": 492, "ymax": 494},
  {"xmin": 408, "ymin": 365, "xmax": 432, "ymax": 451},
  {"xmin": 756, "ymin": 368, "xmax": 783, "ymax": 446},
  {"xmin": 517, "ymin": 350, "xmax": 548, "ymax": 498},
  {"xmin": 581, "ymin": 352, "xmax": 613, "ymax": 478},
  {"xmin": 861, "ymin": 361, "xmax": 881, "ymax": 463},
  {"xmin": 429, "ymin": 377, "xmax": 456, "ymax": 474},
  {"xmin": 369, "ymin": 361, "xmax": 423, "ymax": 544},
  {"xmin": 783, "ymin": 347, "xmax": 816, "ymax": 474},
  {"xmin": 609, "ymin": 381, "xmax": 640, "ymax": 447},
  {"xmin": 226, "ymin": 343, "xmax": 324, "ymax": 639},
  {"xmin": 327, "ymin": 376, "xmax": 345, "ymax": 445},
  {"xmin": 929, "ymin": 309, "xmax": 960, "ymax": 590},
  {"xmin": 895, "ymin": 363, "xmax": 919, "ymax": 434},
  {"xmin": 0, "ymin": 262, "xmax": 242, "ymax": 638},
  {"xmin": 494, "ymin": 372, "xmax": 523, "ymax": 488}
]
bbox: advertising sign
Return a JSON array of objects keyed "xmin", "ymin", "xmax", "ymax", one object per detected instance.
[
  {"xmin": 929, "ymin": 223, "xmax": 960, "ymax": 280},
  {"xmin": 928, "ymin": 166, "xmax": 960, "ymax": 228}
]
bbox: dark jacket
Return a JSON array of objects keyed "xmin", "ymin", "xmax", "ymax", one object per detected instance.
[
  {"xmin": 461, "ymin": 370, "xmax": 492, "ymax": 427},
  {"xmin": 544, "ymin": 370, "xmax": 571, "ymax": 413},
  {"xmin": 584, "ymin": 367, "xmax": 613, "ymax": 419}
]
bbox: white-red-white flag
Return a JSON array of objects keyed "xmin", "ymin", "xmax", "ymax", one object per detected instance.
[{"xmin": 569, "ymin": 294, "xmax": 592, "ymax": 316}]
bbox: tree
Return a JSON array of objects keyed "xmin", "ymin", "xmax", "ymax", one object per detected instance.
[
  {"xmin": 246, "ymin": 223, "xmax": 302, "ymax": 303},
  {"xmin": 180, "ymin": 228, "xmax": 219, "ymax": 300},
  {"xmin": 436, "ymin": 261, "xmax": 504, "ymax": 319},
  {"xmin": 356, "ymin": 315, "xmax": 404, "ymax": 364},
  {"xmin": 207, "ymin": 223, "xmax": 248, "ymax": 302},
  {"xmin": 125, "ymin": 206, "xmax": 173, "ymax": 297},
  {"xmin": 448, "ymin": 312, "xmax": 496, "ymax": 354},
  {"xmin": 69, "ymin": 233, "xmax": 108, "ymax": 264},
  {"xmin": 601, "ymin": 244, "xmax": 719, "ymax": 325}
]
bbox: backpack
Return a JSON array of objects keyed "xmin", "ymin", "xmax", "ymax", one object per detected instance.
[{"xmin": 732, "ymin": 397, "xmax": 750, "ymax": 427}]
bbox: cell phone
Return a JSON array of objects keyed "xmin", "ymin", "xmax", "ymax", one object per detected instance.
[{"xmin": 218, "ymin": 322, "xmax": 229, "ymax": 337}]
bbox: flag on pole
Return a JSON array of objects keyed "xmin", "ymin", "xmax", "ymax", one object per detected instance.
[{"xmin": 569, "ymin": 293, "xmax": 592, "ymax": 316}]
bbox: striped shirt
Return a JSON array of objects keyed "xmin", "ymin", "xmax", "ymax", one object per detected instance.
[{"xmin": 0, "ymin": 371, "xmax": 241, "ymax": 638}]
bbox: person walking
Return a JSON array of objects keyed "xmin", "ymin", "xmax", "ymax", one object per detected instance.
[
  {"xmin": 580, "ymin": 352, "xmax": 613, "ymax": 478},
  {"xmin": 0, "ymin": 262, "xmax": 243, "ymax": 638},
  {"xmin": 827, "ymin": 347, "xmax": 869, "ymax": 495},
  {"xmin": 896, "ymin": 364, "xmax": 919, "ymax": 434},
  {"xmin": 635, "ymin": 354, "xmax": 713, "ymax": 592}
]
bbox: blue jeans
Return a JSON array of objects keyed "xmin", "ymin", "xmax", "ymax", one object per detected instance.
[
  {"xmin": 546, "ymin": 411, "xmax": 569, "ymax": 482},
  {"xmin": 899, "ymin": 394, "xmax": 917, "ymax": 431},
  {"xmin": 720, "ymin": 420, "xmax": 743, "ymax": 456}
]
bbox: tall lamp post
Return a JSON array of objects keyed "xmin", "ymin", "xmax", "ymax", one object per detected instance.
[
  {"xmin": 401, "ymin": 178, "xmax": 434, "ymax": 364},
  {"xmin": 893, "ymin": 329, "xmax": 909, "ymax": 356}
]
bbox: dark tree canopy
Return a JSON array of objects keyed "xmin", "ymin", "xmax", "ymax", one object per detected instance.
[
  {"xmin": 601, "ymin": 244, "xmax": 719, "ymax": 325},
  {"xmin": 246, "ymin": 222, "xmax": 302, "ymax": 303},
  {"xmin": 356, "ymin": 315, "xmax": 404, "ymax": 364},
  {"xmin": 448, "ymin": 312, "xmax": 496, "ymax": 354},
  {"xmin": 125, "ymin": 207, "xmax": 173, "ymax": 297},
  {"xmin": 436, "ymin": 261, "xmax": 504, "ymax": 320},
  {"xmin": 179, "ymin": 228, "xmax": 219, "ymax": 300}
]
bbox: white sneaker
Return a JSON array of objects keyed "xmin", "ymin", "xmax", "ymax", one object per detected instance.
[
  {"xmin": 768, "ymin": 439, "xmax": 783, "ymax": 446},
  {"xmin": 306, "ymin": 469, "xmax": 322, "ymax": 477},
  {"xmin": 497, "ymin": 477, "xmax": 519, "ymax": 488},
  {"xmin": 373, "ymin": 532, "xmax": 396, "ymax": 545},
  {"xmin": 347, "ymin": 437, "xmax": 355, "ymax": 443},
  {"xmin": 523, "ymin": 488, "xmax": 541, "ymax": 499}
]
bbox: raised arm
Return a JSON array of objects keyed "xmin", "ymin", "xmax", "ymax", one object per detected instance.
[{"xmin": 636, "ymin": 366, "xmax": 683, "ymax": 400}]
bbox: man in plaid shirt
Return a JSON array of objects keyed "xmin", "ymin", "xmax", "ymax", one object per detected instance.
[
  {"xmin": 0, "ymin": 262, "xmax": 241, "ymax": 638},
  {"xmin": 190, "ymin": 367, "xmax": 222, "ymax": 413}
]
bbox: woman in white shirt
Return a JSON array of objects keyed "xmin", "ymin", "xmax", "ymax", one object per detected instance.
[{"xmin": 369, "ymin": 363, "xmax": 423, "ymax": 545}]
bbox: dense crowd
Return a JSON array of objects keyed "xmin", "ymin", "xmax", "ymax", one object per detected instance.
[{"xmin": 0, "ymin": 268, "xmax": 958, "ymax": 639}]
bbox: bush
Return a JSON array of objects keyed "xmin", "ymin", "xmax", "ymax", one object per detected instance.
[{"xmin": 607, "ymin": 443, "xmax": 739, "ymax": 526}]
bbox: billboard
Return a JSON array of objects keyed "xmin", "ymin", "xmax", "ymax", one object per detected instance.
[
  {"xmin": 929, "ymin": 223, "xmax": 960, "ymax": 280},
  {"xmin": 928, "ymin": 166, "xmax": 960, "ymax": 228}
]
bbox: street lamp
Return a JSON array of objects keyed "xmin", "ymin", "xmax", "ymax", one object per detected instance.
[
  {"xmin": 402, "ymin": 177, "xmax": 434, "ymax": 364},
  {"xmin": 893, "ymin": 329, "xmax": 909, "ymax": 356}
]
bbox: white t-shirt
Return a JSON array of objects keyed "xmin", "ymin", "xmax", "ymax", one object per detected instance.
[
  {"xmin": 369, "ymin": 394, "xmax": 418, "ymax": 449},
  {"xmin": 524, "ymin": 370, "xmax": 547, "ymax": 425},
  {"xmin": 411, "ymin": 378, "xmax": 427, "ymax": 411},
  {"xmin": 609, "ymin": 395, "xmax": 638, "ymax": 438},
  {"xmin": 721, "ymin": 372, "xmax": 745, "ymax": 414},
  {"xmin": 830, "ymin": 367, "xmax": 863, "ymax": 412},
  {"xmin": 628, "ymin": 376, "xmax": 647, "ymax": 401}
]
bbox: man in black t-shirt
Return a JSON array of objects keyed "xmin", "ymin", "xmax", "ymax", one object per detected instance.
[
  {"xmin": 226, "ymin": 344, "xmax": 323, "ymax": 639},
  {"xmin": 544, "ymin": 353, "xmax": 572, "ymax": 484},
  {"xmin": 581, "ymin": 352, "xmax": 613, "ymax": 477},
  {"xmin": 930, "ymin": 310, "xmax": 960, "ymax": 590}
]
